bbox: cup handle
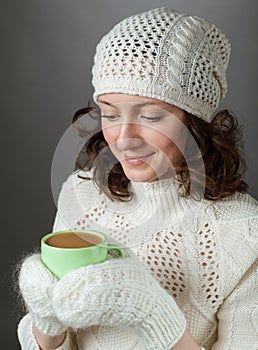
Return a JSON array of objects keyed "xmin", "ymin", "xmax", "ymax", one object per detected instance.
[{"xmin": 107, "ymin": 244, "xmax": 125, "ymax": 258}]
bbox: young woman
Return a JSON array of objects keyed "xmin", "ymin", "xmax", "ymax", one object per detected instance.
[{"xmin": 17, "ymin": 7, "xmax": 258, "ymax": 350}]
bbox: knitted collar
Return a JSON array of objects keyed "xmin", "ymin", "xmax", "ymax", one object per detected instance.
[
  {"xmin": 90, "ymin": 175, "xmax": 204, "ymax": 247},
  {"xmin": 130, "ymin": 176, "xmax": 178, "ymax": 192}
]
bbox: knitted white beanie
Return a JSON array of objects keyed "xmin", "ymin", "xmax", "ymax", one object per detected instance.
[{"xmin": 92, "ymin": 7, "xmax": 231, "ymax": 122}]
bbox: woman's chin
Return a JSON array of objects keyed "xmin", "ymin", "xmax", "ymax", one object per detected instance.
[{"xmin": 121, "ymin": 164, "xmax": 160, "ymax": 183}]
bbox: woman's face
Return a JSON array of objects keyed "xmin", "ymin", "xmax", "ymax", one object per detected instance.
[{"xmin": 98, "ymin": 93, "xmax": 187, "ymax": 182}]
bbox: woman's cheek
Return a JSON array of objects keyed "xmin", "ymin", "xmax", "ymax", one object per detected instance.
[{"xmin": 102, "ymin": 127, "xmax": 114, "ymax": 145}]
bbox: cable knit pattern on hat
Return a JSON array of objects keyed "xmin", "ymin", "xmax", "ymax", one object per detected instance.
[{"xmin": 92, "ymin": 7, "xmax": 231, "ymax": 121}]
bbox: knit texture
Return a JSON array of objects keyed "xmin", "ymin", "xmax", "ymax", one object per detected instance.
[
  {"xmin": 17, "ymin": 314, "xmax": 42, "ymax": 350},
  {"xmin": 50, "ymin": 169, "xmax": 258, "ymax": 349},
  {"xmin": 18, "ymin": 169, "xmax": 258, "ymax": 349},
  {"xmin": 19, "ymin": 254, "xmax": 67, "ymax": 337},
  {"xmin": 17, "ymin": 313, "xmax": 75, "ymax": 350},
  {"xmin": 92, "ymin": 7, "xmax": 231, "ymax": 121},
  {"xmin": 52, "ymin": 258, "xmax": 186, "ymax": 350}
]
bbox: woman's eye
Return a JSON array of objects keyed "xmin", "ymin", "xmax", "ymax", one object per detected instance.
[
  {"xmin": 141, "ymin": 116, "xmax": 162, "ymax": 122},
  {"xmin": 101, "ymin": 114, "xmax": 163, "ymax": 123},
  {"xmin": 101, "ymin": 115, "xmax": 119, "ymax": 121}
]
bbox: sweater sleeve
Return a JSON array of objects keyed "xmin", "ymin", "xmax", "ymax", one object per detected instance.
[
  {"xmin": 211, "ymin": 259, "xmax": 258, "ymax": 350},
  {"xmin": 17, "ymin": 313, "xmax": 76, "ymax": 350},
  {"xmin": 52, "ymin": 169, "xmax": 97, "ymax": 232},
  {"xmin": 52, "ymin": 210, "xmax": 71, "ymax": 232}
]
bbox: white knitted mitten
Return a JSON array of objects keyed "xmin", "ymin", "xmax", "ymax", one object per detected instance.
[
  {"xmin": 52, "ymin": 258, "xmax": 186, "ymax": 350},
  {"xmin": 19, "ymin": 254, "xmax": 67, "ymax": 336}
]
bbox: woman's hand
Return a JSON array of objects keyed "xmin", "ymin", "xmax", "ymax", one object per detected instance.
[
  {"xmin": 19, "ymin": 254, "xmax": 67, "ymax": 337},
  {"xmin": 52, "ymin": 257, "xmax": 186, "ymax": 350}
]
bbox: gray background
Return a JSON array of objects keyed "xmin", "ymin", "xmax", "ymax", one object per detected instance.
[{"xmin": 1, "ymin": 0, "xmax": 258, "ymax": 348}]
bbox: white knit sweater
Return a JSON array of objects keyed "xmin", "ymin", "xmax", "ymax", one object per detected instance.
[{"xmin": 18, "ymin": 169, "xmax": 258, "ymax": 349}]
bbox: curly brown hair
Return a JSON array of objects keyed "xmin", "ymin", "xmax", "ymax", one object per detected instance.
[{"xmin": 72, "ymin": 105, "xmax": 248, "ymax": 201}]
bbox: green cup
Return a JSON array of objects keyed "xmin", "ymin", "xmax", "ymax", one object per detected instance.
[{"xmin": 41, "ymin": 230, "xmax": 125, "ymax": 279}]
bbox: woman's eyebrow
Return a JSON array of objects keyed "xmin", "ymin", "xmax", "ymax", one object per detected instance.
[{"xmin": 97, "ymin": 99, "xmax": 160, "ymax": 107}]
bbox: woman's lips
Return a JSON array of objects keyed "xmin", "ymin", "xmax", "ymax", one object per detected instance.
[{"xmin": 123, "ymin": 152, "xmax": 155, "ymax": 165}]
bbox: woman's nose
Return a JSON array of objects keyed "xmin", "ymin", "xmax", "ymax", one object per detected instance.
[{"xmin": 116, "ymin": 122, "xmax": 143, "ymax": 150}]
